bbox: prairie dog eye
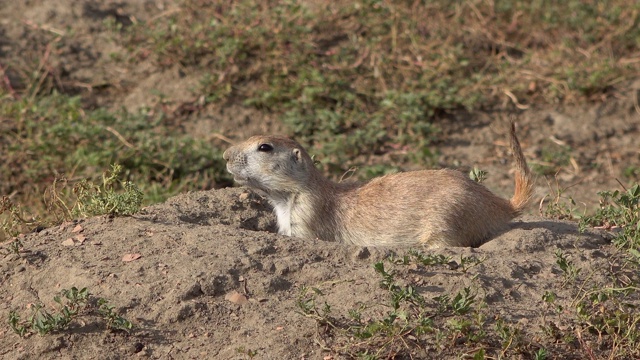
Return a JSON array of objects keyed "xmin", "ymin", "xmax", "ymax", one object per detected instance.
[{"xmin": 258, "ymin": 143, "xmax": 274, "ymax": 152}]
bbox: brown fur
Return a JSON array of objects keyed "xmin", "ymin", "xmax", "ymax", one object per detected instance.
[{"xmin": 223, "ymin": 123, "xmax": 533, "ymax": 247}]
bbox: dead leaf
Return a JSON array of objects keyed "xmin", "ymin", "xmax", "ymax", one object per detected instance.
[
  {"xmin": 71, "ymin": 224, "xmax": 83, "ymax": 233},
  {"xmin": 224, "ymin": 291, "xmax": 248, "ymax": 305},
  {"xmin": 122, "ymin": 253, "xmax": 142, "ymax": 262},
  {"xmin": 61, "ymin": 238, "xmax": 75, "ymax": 247}
]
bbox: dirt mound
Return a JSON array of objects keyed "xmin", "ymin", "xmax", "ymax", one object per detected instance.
[{"xmin": 1, "ymin": 187, "xmax": 614, "ymax": 359}]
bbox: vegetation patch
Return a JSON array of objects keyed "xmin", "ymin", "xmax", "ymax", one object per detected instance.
[
  {"xmin": 297, "ymin": 238, "xmax": 640, "ymax": 359},
  {"xmin": 9, "ymin": 287, "xmax": 133, "ymax": 337},
  {"xmin": 114, "ymin": 0, "xmax": 639, "ymax": 171},
  {"xmin": 0, "ymin": 89, "xmax": 230, "ymax": 238}
]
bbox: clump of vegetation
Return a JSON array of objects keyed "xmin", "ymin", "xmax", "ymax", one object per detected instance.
[
  {"xmin": 543, "ymin": 183, "xmax": 640, "ymax": 359},
  {"xmin": 541, "ymin": 181, "xmax": 580, "ymax": 221},
  {"xmin": 0, "ymin": 197, "xmax": 39, "ymax": 239},
  {"xmin": 296, "ymin": 241, "xmax": 640, "ymax": 359},
  {"xmin": 115, "ymin": 0, "xmax": 639, "ymax": 173},
  {"xmin": 554, "ymin": 250, "xmax": 582, "ymax": 283},
  {"xmin": 0, "ymin": 238, "xmax": 23, "ymax": 257},
  {"xmin": 9, "ymin": 287, "xmax": 132, "ymax": 337},
  {"xmin": 72, "ymin": 163, "xmax": 143, "ymax": 217},
  {"xmin": 0, "ymin": 87, "xmax": 230, "ymax": 238},
  {"xmin": 1, "ymin": 163, "xmax": 145, "ymax": 239},
  {"xmin": 581, "ymin": 183, "xmax": 640, "ymax": 252},
  {"xmin": 296, "ymin": 253, "xmax": 544, "ymax": 358},
  {"xmin": 469, "ymin": 167, "xmax": 488, "ymax": 183}
]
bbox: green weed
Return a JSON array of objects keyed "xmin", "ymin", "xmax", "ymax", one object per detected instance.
[
  {"xmin": 295, "ymin": 254, "xmax": 553, "ymax": 357},
  {"xmin": 469, "ymin": 167, "xmax": 488, "ymax": 183},
  {"xmin": 495, "ymin": 319, "xmax": 524, "ymax": 355},
  {"xmin": 236, "ymin": 346, "xmax": 258, "ymax": 359},
  {"xmin": 581, "ymin": 183, "xmax": 640, "ymax": 252},
  {"xmin": 555, "ymin": 250, "xmax": 582, "ymax": 283},
  {"xmin": 574, "ymin": 285, "xmax": 640, "ymax": 358},
  {"xmin": 407, "ymin": 250, "xmax": 451, "ymax": 267},
  {"xmin": 459, "ymin": 255, "xmax": 486, "ymax": 273},
  {"xmin": 97, "ymin": 298, "xmax": 134, "ymax": 332},
  {"xmin": 0, "ymin": 88, "xmax": 230, "ymax": 237},
  {"xmin": 0, "ymin": 197, "xmax": 38, "ymax": 239},
  {"xmin": 534, "ymin": 348, "xmax": 549, "ymax": 360},
  {"xmin": 542, "ymin": 183, "xmax": 640, "ymax": 360},
  {"xmin": 72, "ymin": 163, "xmax": 143, "ymax": 217},
  {"xmin": 111, "ymin": 0, "xmax": 640, "ymax": 179},
  {"xmin": 0, "ymin": 238, "xmax": 24, "ymax": 257},
  {"xmin": 434, "ymin": 287, "xmax": 476, "ymax": 316},
  {"xmin": 541, "ymin": 183, "xmax": 579, "ymax": 221},
  {"xmin": 8, "ymin": 287, "xmax": 133, "ymax": 337}
]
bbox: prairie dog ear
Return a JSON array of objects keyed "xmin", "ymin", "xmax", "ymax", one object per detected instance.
[{"xmin": 292, "ymin": 148, "xmax": 303, "ymax": 163}]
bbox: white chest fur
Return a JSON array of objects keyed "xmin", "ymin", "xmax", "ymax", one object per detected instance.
[{"xmin": 271, "ymin": 198, "xmax": 292, "ymax": 236}]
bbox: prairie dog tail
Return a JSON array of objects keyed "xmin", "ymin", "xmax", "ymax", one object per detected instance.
[{"xmin": 508, "ymin": 121, "xmax": 534, "ymax": 214}]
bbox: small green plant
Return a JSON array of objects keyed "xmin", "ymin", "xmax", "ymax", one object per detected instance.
[
  {"xmin": 623, "ymin": 166, "xmax": 640, "ymax": 179},
  {"xmin": 9, "ymin": 287, "xmax": 132, "ymax": 337},
  {"xmin": 1, "ymin": 238, "xmax": 24, "ymax": 256},
  {"xmin": 531, "ymin": 141, "xmax": 572, "ymax": 176},
  {"xmin": 434, "ymin": 287, "xmax": 476, "ymax": 316},
  {"xmin": 534, "ymin": 348, "xmax": 549, "ymax": 360},
  {"xmin": 8, "ymin": 311, "xmax": 28, "ymax": 338},
  {"xmin": 73, "ymin": 164, "xmax": 143, "ymax": 217},
  {"xmin": 0, "ymin": 197, "xmax": 38, "ymax": 239},
  {"xmin": 469, "ymin": 167, "xmax": 488, "ymax": 183},
  {"xmin": 407, "ymin": 250, "xmax": 451, "ymax": 266},
  {"xmin": 97, "ymin": 298, "xmax": 134, "ymax": 331},
  {"xmin": 581, "ymin": 183, "xmax": 640, "ymax": 252},
  {"xmin": 18, "ymin": 287, "xmax": 90, "ymax": 336},
  {"xmin": 541, "ymin": 180, "xmax": 579, "ymax": 220},
  {"xmin": 542, "ymin": 290, "xmax": 563, "ymax": 314},
  {"xmin": 555, "ymin": 250, "xmax": 581, "ymax": 282},
  {"xmin": 374, "ymin": 261, "xmax": 425, "ymax": 309},
  {"xmin": 573, "ymin": 285, "xmax": 640, "ymax": 358},
  {"xmin": 495, "ymin": 318, "xmax": 524, "ymax": 355},
  {"xmin": 459, "ymin": 255, "xmax": 485, "ymax": 273},
  {"xmin": 295, "ymin": 286, "xmax": 336, "ymax": 329},
  {"xmin": 236, "ymin": 346, "xmax": 258, "ymax": 359},
  {"xmin": 450, "ymin": 288, "xmax": 477, "ymax": 315}
]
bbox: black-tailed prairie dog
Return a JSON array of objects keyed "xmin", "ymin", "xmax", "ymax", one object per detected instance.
[{"xmin": 223, "ymin": 123, "xmax": 534, "ymax": 248}]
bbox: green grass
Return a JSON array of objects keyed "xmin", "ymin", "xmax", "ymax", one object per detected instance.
[
  {"xmin": 297, "ymin": 239, "xmax": 640, "ymax": 359},
  {"xmin": 9, "ymin": 286, "xmax": 133, "ymax": 337},
  {"xmin": 115, "ymin": 0, "xmax": 640, "ymax": 172},
  {"xmin": 0, "ymin": 89, "xmax": 231, "ymax": 238},
  {"xmin": 581, "ymin": 183, "xmax": 640, "ymax": 253},
  {"xmin": 296, "ymin": 253, "xmax": 545, "ymax": 358}
]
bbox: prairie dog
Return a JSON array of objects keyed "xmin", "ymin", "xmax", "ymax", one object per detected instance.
[{"xmin": 223, "ymin": 123, "xmax": 533, "ymax": 247}]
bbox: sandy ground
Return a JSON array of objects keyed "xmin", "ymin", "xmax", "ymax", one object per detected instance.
[{"xmin": 0, "ymin": 187, "xmax": 616, "ymax": 359}]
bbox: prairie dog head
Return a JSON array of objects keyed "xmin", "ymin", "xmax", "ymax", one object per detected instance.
[{"xmin": 223, "ymin": 135, "xmax": 314, "ymax": 193}]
